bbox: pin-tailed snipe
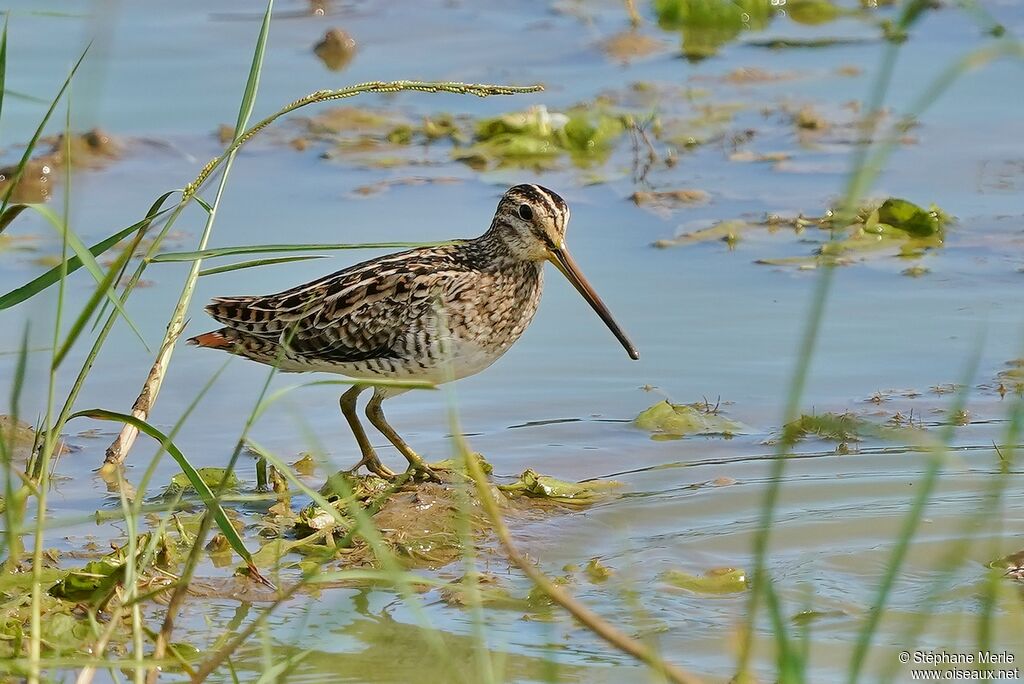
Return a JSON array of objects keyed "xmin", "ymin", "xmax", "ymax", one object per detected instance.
[{"xmin": 190, "ymin": 184, "xmax": 638, "ymax": 480}]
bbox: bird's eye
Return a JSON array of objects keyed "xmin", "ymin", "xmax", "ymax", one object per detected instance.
[{"xmin": 518, "ymin": 204, "xmax": 534, "ymax": 221}]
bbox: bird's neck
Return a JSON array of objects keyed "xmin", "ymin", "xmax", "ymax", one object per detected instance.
[{"xmin": 471, "ymin": 219, "xmax": 543, "ymax": 271}]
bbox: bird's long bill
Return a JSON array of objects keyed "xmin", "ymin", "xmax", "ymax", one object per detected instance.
[{"xmin": 548, "ymin": 245, "xmax": 639, "ymax": 360}]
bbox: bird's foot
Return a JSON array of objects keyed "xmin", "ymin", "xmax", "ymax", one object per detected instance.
[
  {"xmin": 405, "ymin": 460, "xmax": 447, "ymax": 484},
  {"xmin": 348, "ymin": 455, "xmax": 397, "ymax": 481}
]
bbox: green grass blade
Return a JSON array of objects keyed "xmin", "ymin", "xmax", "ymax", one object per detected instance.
[
  {"xmin": 68, "ymin": 408, "xmax": 261, "ymax": 577},
  {"xmin": 0, "ymin": 204, "xmax": 26, "ymax": 235},
  {"xmin": 151, "ymin": 241, "xmax": 446, "ymax": 262},
  {"xmin": 27, "ymin": 203, "xmax": 149, "ymax": 351},
  {"xmin": 235, "ymin": 0, "xmax": 271, "ymax": 133},
  {"xmin": 52, "ymin": 234, "xmax": 139, "ymax": 369},
  {"xmin": 0, "ymin": 16, "xmax": 8, "ymax": 132},
  {"xmin": 0, "ymin": 191, "xmax": 177, "ymax": 310},
  {"xmin": 198, "ymin": 254, "xmax": 327, "ymax": 277},
  {"xmin": 252, "ymin": 651, "xmax": 311, "ymax": 684},
  {"xmin": 0, "ymin": 42, "xmax": 89, "ymax": 215},
  {"xmin": 9, "ymin": 324, "xmax": 27, "ymax": 416},
  {"xmin": 2, "ymin": 88, "xmax": 47, "ymax": 104},
  {"xmin": 1, "ymin": 324, "xmax": 29, "ymax": 565}
]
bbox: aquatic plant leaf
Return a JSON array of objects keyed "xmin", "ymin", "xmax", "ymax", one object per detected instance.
[
  {"xmin": 779, "ymin": 412, "xmax": 874, "ymax": 443},
  {"xmin": 0, "ymin": 17, "xmax": 6, "ymax": 129},
  {"xmin": 634, "ymin": 400, "xmax": 745, "ymax": 437},
  {"xmin": 747, "ymin": 37, "xmax": 873, "ymax": 49},
  {"xmin": 458, "ymin": 105, "xmax": 626, "ymax": 169},
  {"xmin": 653, "ymin": 0, "xmax": 774, "ymax": 60},
  {"xmin": 988, "ymin": 548, "xmax": 1024, "ymax": 580},
  {"xmin": 662, "ymin": 567, "xmax": 748, "ymax": 594},
  {"xmin": 165, "ymin": 467, "xmax": 240, "ymax": 496},
  {"xmin": 786, "ymin": 0, "xmax": 841, "ymax": 25},
  {"xmin": 429, "ymin": 451, "xmax": 493, "ymax": 476},
  {"xmin": 790, "ymin": 609, "xmax": 847, "ymax": 625},
  {"xmin": 875, "ymin": 197, "xmax": 943, "ymax": 237},
  {"xmin": 68, "ymin": 409, "xmax": 262, "ymax": 581},
  {"xmin": 653, "ymin": 220, "xmax": 749, "ymax": 248},
  {"xmin": 585, "ymin": 558, "xmax": 613, "ymax": 583},
  {"xmin": 497, "ymin": 469, "xmax": 620, "ymax": 505},
  {"xmin": 439, "ymin": 577, "xmax": 537, "ymax": 611},
  {"xmin": 559, "ymin": 111, "xmax": 625, "ymax": 156},
  {"xmin": 291, "ymin": 452, "xmax": 316, "ymax": 476},
  {"xmin": 49, "ymin": 557, "xmax": 124, "ymax": 603},
  {"xmin": 319, "ymin": 470, "xmax": 390, "ymax": 502}
]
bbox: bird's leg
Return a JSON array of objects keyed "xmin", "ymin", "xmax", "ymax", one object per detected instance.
[
  {"xmin": 340, "ymin": 385, "xmax": 396, "ymax": 480},
  {"xmin": 364, "ymin": 390, "xmax": 441, "ymax": 482}
]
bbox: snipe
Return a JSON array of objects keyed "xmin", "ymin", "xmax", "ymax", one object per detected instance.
[{"xmin": 190, "ymin": 184, "xmax": 638, "ymax": 480}]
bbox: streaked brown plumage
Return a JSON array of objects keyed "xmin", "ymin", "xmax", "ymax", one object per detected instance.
[{"xmin": 190, "ymin": 184, "xmax": 637, "ymax": 480}]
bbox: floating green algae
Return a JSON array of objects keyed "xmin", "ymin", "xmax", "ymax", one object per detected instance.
[
  {"xmin": 634, "ymin": 400, "xmax": 745, "ymax": 437},
  {"xmin": 497, "ymin": 469, "xmax": 621, "ymax": 506},
  {"xmin": 163, "ymin": 466, "xmax": 240, "ymax": 498},
  {"xmin": 875, "ymin": 197, "xmax": 946, "ymax": 237},
  {"xmin": 654, "ymin": 0, "xmax": 774, "ymax": 60},
  {"xmin": 584, "ymin": 558, "xmax": 614, "ymax": 583},
  {"xmin": 653, "ymin": 0, "xmax": 843, "ymax": 60},
  {"xmin": 782, "ymin": 412, "xmax": 872, "ymax": 443},
  {"xmin": 662, "ymin": 567, "xmax": 748, "ymax": 594},
  {"xmin": 769, "ymin": 410, "xmax": 923, "ymax": 447},
  {"xmin": 454, "ymin": 105, "xmax": 627, "ymax": 170}
]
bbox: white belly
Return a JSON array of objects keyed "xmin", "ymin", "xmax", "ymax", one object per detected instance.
[{"xmin": 288, "ymin": 335, "xmax": 509, "ymax": 386}]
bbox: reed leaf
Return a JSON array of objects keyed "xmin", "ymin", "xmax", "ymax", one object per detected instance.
[
  {"xmin": 0, "ymin": 16, "xmax": 7, "ymax": 132},
  {"xmin": 0, "ymin": 204, "xmax": 26, "ymax": 235},
  {"xmin": 151, "ymin": 241, "xmax": 447, "ymax": 263},
  {"xmin": 198, "ymin": 254, "xmax": 327, "ymax": 277}
]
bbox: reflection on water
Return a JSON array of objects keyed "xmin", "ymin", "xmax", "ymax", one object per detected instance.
[{"xmin": 2, "ymin": 0, "xmax": 1024, "ymax": 681}]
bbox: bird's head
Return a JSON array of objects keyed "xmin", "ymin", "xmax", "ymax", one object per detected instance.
[{"xmin": 489, "ymin": 184, "xmax": 639, "ymax": 360}]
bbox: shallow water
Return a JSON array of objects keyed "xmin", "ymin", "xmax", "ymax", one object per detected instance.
[{"xmin": 2, "ymin": 1, "xmax": 1024, "ymax": 682}]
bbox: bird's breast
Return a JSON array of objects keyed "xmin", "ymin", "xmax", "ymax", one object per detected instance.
[{"xmin": 447, "ymin": 263, "xmax": 543, "ymax": 348}]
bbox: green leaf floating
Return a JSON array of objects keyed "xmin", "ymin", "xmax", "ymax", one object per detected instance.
[
  {"xmin": 662, "ymin": 567, "xmax": 748, "ymax": 594},
  {"xmin": 787, "ymin": 0, "xmax": 841, "ymax": 26},
  {"xmin": 634, "ymin": 400, "xmax": 746, "ymax": 437},
  {"xmin": 163, "ymin": 467, "xmax": 240, "ymax": 497},
  {"xmin": 875, "ymin": 197, "xmax": 943, "ymax": 237},
  {"xmin": 497, "ymin": 469, "xmax": 620, "ymax": 505}
]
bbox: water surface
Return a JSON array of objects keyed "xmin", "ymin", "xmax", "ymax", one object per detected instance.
[{"xmin": 2, "ymin": 1, "xmax": 1024, "ymax": 681}]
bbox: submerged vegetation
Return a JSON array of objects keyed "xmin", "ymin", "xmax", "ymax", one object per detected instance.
[{"xmin": 0, "ymin": 0, "xmax": 1022, "ymax": 683}]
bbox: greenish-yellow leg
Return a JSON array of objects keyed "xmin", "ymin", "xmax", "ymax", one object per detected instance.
[
  {"xmin": 365, "ymin": 390, "xmax": 440, "ymax": 482},
  {"xmin": 340, "ymin": 385, "xmax": 396, "ymax": 480}
]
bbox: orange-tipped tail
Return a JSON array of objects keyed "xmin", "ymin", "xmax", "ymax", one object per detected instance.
[{"xmin": 188, "ymin": 330, "xmax": 233, "ymax": 349}]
